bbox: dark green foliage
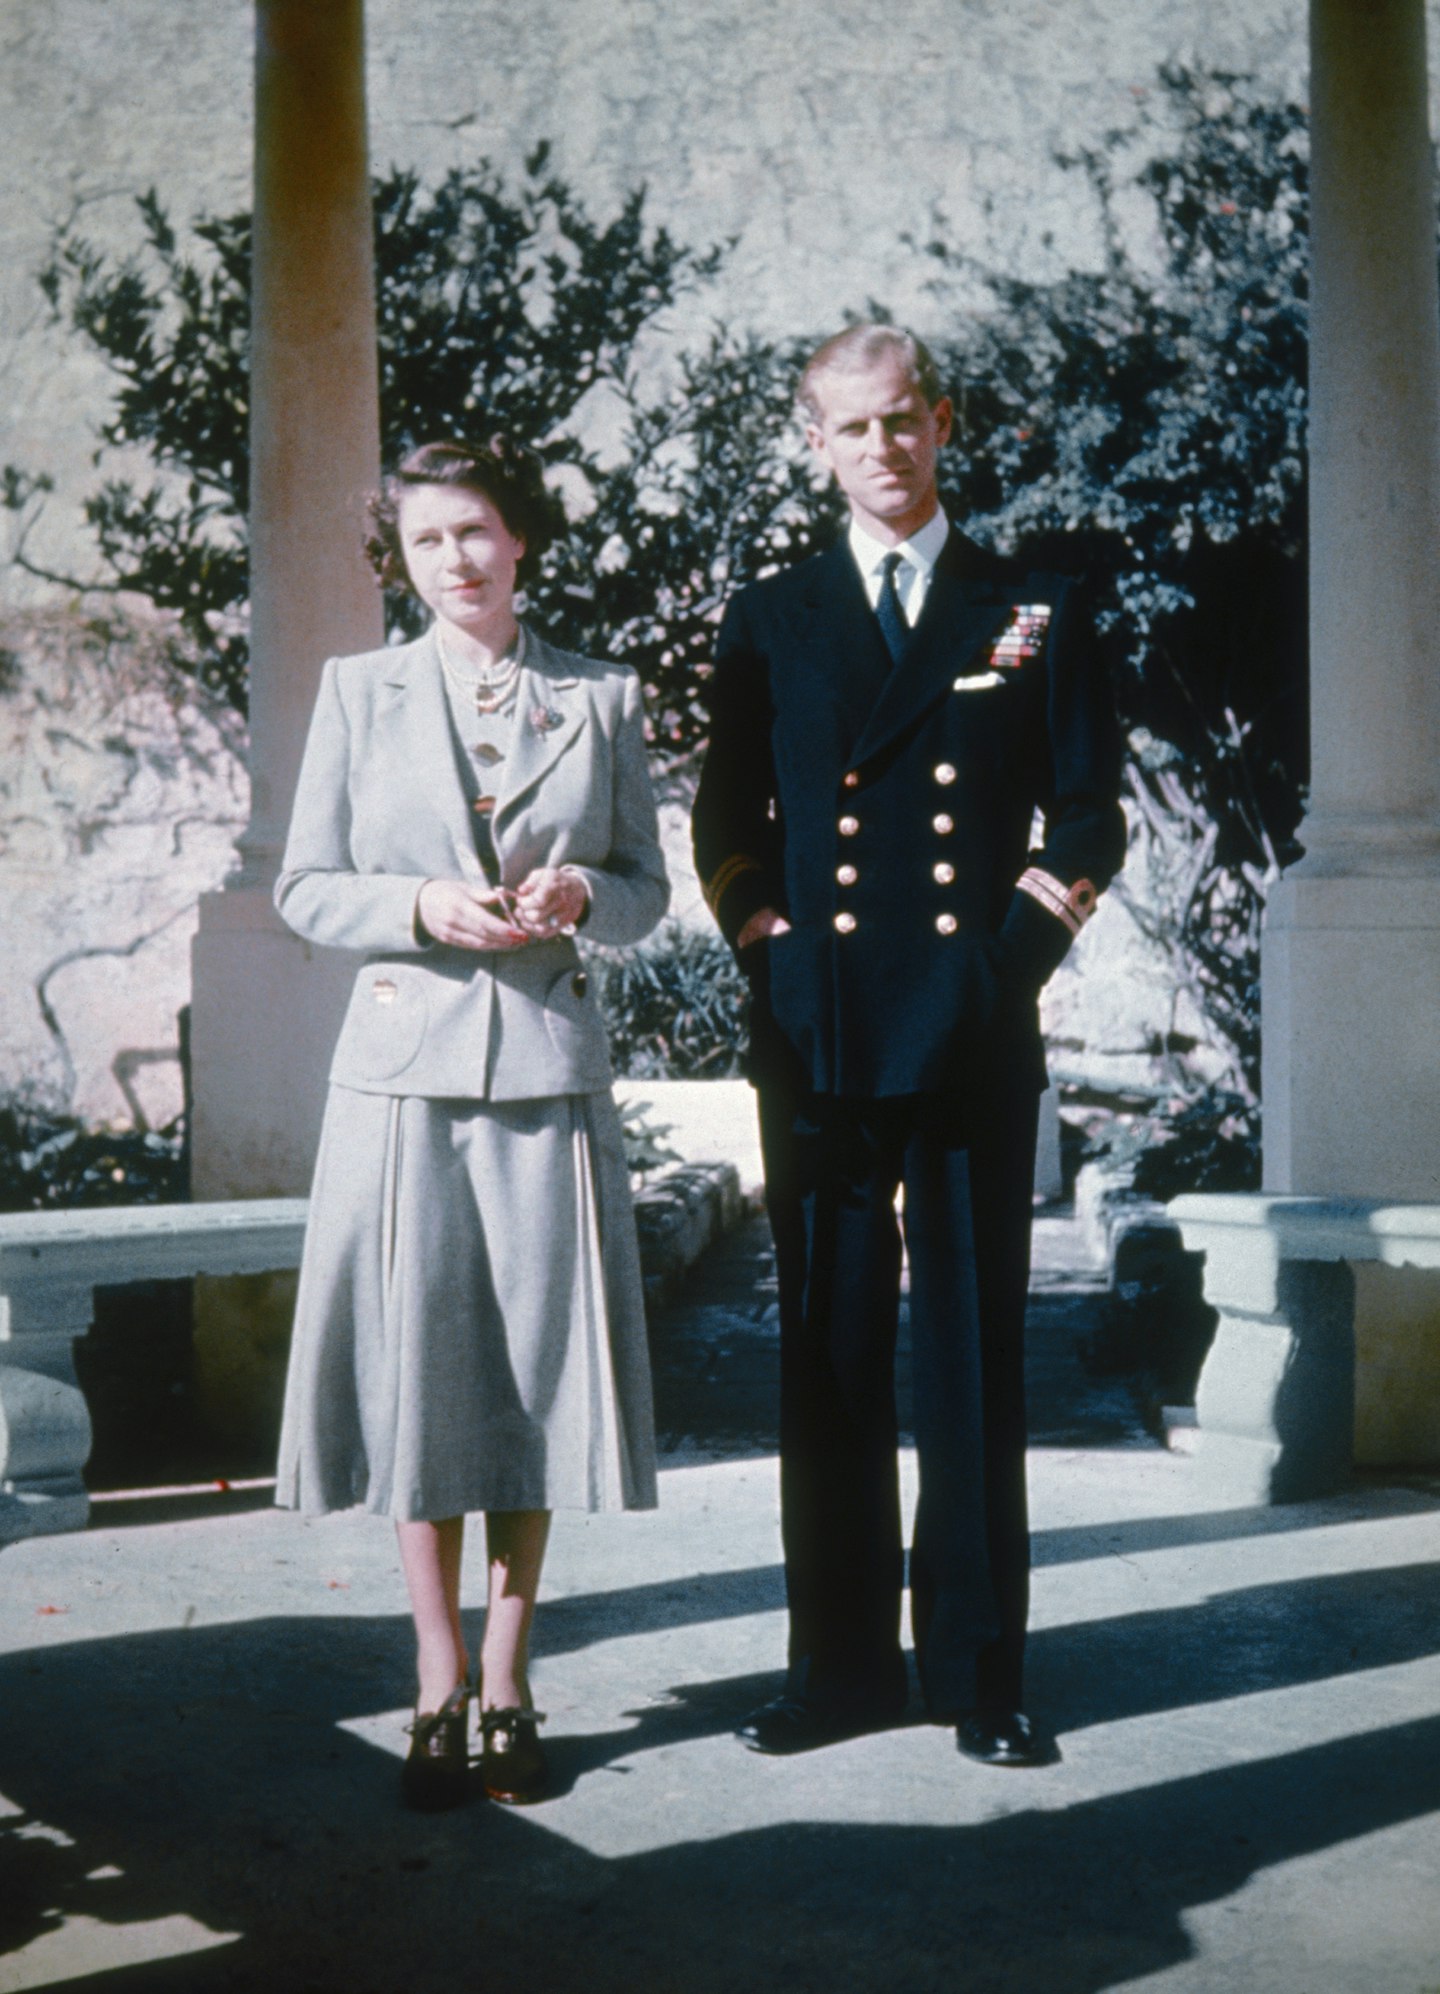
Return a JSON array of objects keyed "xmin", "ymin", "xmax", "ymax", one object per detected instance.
[
  {"xmin": 1090, "ymin": 1090, "xmax": 1261, "ymax": 1202},
  {"xmin": 542, "ymin": 328, "xmax": 824, "ymax": 756},
  {"xmin": 370, "ymin": 152, "xmax": 705, "ymax": 443},
  {"xmin": 919, "ymin": 63, "xmax": 1313, "ymax": 1152},
  {"xmin": 22, "ymin": 194, "xmax": 253, "ymax": 703},
  {"xmin": 0, "ymin": 1104, "xmax": 186, "ymax": 1213},
  {"xmin": 3, "ymin": 70, "xmax": 1331, "ymax": 1190},
  {"xmin": 4, "ymin": 151, "xmax": 817, "ymax": 752},
  {"xmin": 1130, "ymin": 1092, "xmax": 1261, "ymax": 1198},
  {"xmin": 587, "ymin": 924, "xmax": 749, "ymax": 1079},
  {"xmin": 933, "ymin": 65, "xmax": 1307, "ymax": 671},
  {"xmin": 363, "ymin": 151, "xmax": 763, "ymax": 760}
]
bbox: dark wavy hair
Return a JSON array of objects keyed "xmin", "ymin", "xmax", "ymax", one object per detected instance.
[{"xmin": 364, "ymin": 435, "xmax": 562, "ymax": 589}]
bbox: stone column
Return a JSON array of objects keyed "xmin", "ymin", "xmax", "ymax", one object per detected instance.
[
  {"xmin": 1181, "ymin": 0, "xmax": 1440, "ymax": 1503},
  {"xmin": 1262, "ymin": 0, "xmax": 1440, "ymax": 1201},
  {"xmin": 188, "ymin": 0, "xmax": 382, "ymax": 1440}
]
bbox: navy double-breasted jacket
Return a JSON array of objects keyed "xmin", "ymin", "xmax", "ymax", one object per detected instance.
[{"xmin": 691, "ymin": 524, "xmax": 1127, "ymax": 1098}]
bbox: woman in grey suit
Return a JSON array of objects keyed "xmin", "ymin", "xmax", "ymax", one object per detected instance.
[{"xmin": 274, "ymin": 436, "xmax": 668, "ymax": 1810}]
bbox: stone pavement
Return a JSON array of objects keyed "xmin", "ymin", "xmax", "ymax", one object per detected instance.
[{"xmin": 2, "ymin": 1212, "xmax": 1439, "ymax": 1994}]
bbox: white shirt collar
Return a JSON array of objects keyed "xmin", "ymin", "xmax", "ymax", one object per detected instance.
[{"xmin": 847, "ymin": 507, "xmax": 950, "ymax": 582}]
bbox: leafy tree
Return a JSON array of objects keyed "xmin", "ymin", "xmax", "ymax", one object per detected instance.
[
  {"xmin": 585, "ymin": 924, "xmax": 748, "ymax": 1079},
  {"xmin": 920, "ymin": 62, "xmax": 1313, "ymax": 1176},
  {"xmin": 7, "ymin": 190, "xmax": 253, "ymax": 704},
  {"xmin": 4, "ymin": 71, "xmax": 1326, "ymax": 1189},
  {"xmin": 4, "ymin": 150, "xmax": 817, "ymax": 755},
  {"xmin": 0, "ymin": 1101, "xmax": 184, "ymax": 1213}
]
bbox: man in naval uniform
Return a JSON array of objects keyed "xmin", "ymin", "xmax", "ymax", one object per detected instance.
[{"xmin": 692, "ymin": 323, "xmax": 1126, "ymax": 1766}]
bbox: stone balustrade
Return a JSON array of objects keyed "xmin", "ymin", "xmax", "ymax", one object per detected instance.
[
  {"xmin": 0, "ymin": 1157, "xmax": 745, "ymax": 1548},
  {"xmin": 0, "ymin": 1202, "xmax": 309, "ymax": 1544},
  {"xmin": 1170, "ymin": 1194, "xmax": 1440, "ymax": 1505}
]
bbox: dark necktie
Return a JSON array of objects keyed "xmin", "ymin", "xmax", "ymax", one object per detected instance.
[{"xmin": 875, "ymin": 551, "xmax": 910, "ymax": 665}]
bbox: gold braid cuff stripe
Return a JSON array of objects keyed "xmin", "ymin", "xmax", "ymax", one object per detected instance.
[
  {"xmin": 1017, "ymin": 867, "xmax": 1098, "ymax": 941},
  {"xmin": 704, "ymin": 853, "xmax": 764, "ymax": 918}
]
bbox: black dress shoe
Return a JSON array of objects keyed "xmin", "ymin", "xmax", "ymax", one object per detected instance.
[
  {"xmin": 737, "ymin": 1693, "xmax": 901, "ymax": 1756},
  {"xmin": 400, "ymin": 1687, "xmax": 471, "ymax": 1810},
  {"xmin": 480, "ymin": 1706, "xmax": 549, "ymax": 1804},
  {"xmin": 955, "ymin": 1708, "xmax": 1059, "ymax": 1769}
]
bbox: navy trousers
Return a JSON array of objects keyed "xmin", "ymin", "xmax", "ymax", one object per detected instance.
[{"xmin": 758, "ymin": 1079, "xmax": 1040, "ymax": 1719}]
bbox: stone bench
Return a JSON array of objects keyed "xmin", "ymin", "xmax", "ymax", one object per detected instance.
[
  {"xmin": 1170, "ymin": 1194, "xmax": 1440, "ymax": 1504},
  {"xmin": 0, "ymin": 1163, "xmax": 745, "ymax": 1547},
  {"xmin": 0, "ymin": 1201, "xmax": 309, "ymax": 1544}
]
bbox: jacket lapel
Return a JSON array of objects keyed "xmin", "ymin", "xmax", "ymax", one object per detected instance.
[
  {"xmin": 791, "ymin": 544, "xmax": 892, "ymax": 753},
  {"xmin": 848, "ymin": 531, "xmax": 1011, "ymax": 767},
  {"xmin": 492, "ymin": 627, "xmax": 587, "ymax": 828},
  {"xmin": 383, "ymin": 630, "xmax": 487, "ymax": 879}
]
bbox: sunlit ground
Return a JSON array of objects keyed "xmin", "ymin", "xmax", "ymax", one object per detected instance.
[{"xmin": 3, "ymin": 1448, "xmax": 1438, "ymax": 1993}]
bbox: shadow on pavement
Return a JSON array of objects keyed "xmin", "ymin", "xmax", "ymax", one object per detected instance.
[
  {"xmin": 528, "ymin": 1564, "xmax": 786, "ymax": 1659},
  {"xmin": 1032, "ymin": 1482, "xmax": 1440, "ymax": 1568},
  {"xmin": 6, "ymin": 1503, "xmax": 1440, "ymax": 1993},
  {"xmin": 3, "ymin": 1603, "xmax": 1439, "ymax": 1993},
  {"xmin": 11, "ymin": 1221, "xmax": 1436, "ymax": 1987},
  {"xmin": 1028, "ymin": 1558, "xmax": 1440, "ymax": 1732}
]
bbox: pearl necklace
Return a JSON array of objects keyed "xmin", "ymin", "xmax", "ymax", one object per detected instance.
[{"xmin": 436, "ymin": 622, "xmax": 525, "ymax": 715}]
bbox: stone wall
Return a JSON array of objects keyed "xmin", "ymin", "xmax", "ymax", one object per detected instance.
[
  {"xmin": 2, "ymin": 0, "xmax": 1320, "ymax": 584},
  {"xmin": 0, "ymin": 606, "xmax": 246, "ymax": 1130}
]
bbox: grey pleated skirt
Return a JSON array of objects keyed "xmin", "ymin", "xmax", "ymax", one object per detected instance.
[{"xmin": 275, "ymin": 1085, "xmax": 657, "ymax": 1521}]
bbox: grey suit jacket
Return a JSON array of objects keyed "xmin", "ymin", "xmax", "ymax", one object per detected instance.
[{"xmin": 275, "ymin": 625, "xmax": 669, "ymax": 1100}]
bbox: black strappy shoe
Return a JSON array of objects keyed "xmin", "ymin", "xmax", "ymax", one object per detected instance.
[
  {"xmin": 400, "ymin": 1686, "xmax": 471, "ymax": 1811},
  {"xmin": 480, "ymin": 1705, "xmax": 549, "ymax": 1804}
]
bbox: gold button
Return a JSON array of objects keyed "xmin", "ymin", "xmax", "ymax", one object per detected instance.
[
  {"xmin": 834, "ymin": 911, "xmax": 857, "ymax": 934},
  {"xmin": 933, "ymin": 862, "xmax": 956, "ymax": 885},
  {"xmin": 838, "ymin": 815, "xmax": 860, "ymax": 837},
  {"xmin": 934, "ymin": 763, "xmax": 957, "ymax": 786},
  {"xmin": 933, "ymin": 813, "xmax": 954, "ymax": 835},
  {"xmin": 836, "ymin": 864, "xmax": 858, "ymax": 886},
  {"xmin": 935, "ymin": 912, "xmax": 959, "ymax": 936},
  {"xmin": 842, "ymin": 770, "xmax": 860, "ymax": 790}
]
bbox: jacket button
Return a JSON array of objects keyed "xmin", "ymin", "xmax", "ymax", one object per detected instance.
[
  {"xmin": 933, "ymin": 813, "xmax": 954, "ymax": 835},
  {"xmin": 838, "ymin": 815, "xmax": 860, "ymax": 837},
  {"xmin": 834, "ymin": 911, "xmax": 857, "ymax": 934},
  {"xmin": 933, "ymin": 862, "xmax": 956, "ymax": 884},
  {"xmin": 933, "ymin": 762, "xmax": 957, "ymax": 785},
  {"xmin": 571, "ymin": 971, "xmax": 588, "ymax": 998},
  {"xmin": 935, "ymin": 912, "xmax": 959, "ymax": 936},
  {"xmin": 842, "ymin": 770, "xmax": 860, "ymax": 789},
  {"xmin": 836, "ymin": 863, "xmax": 858, "ymax": 886}
]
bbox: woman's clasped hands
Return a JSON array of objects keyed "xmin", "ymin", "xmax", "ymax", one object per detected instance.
[{"xmin": 417, "ymin": 868, "xmax": 588, "ymax": 951}]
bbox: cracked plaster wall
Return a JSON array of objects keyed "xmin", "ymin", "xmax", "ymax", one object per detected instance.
[
  {"xmin": 0, "ymin": 609, "xmax": 247, "ymax": 1129},
  {"xmin": 0, "ymin": 601, "xmax": 1183, "ymax": 1137},
  {"xmin": 0, "ymin": 0, "xmax": 1330, "ymax": 584}
]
